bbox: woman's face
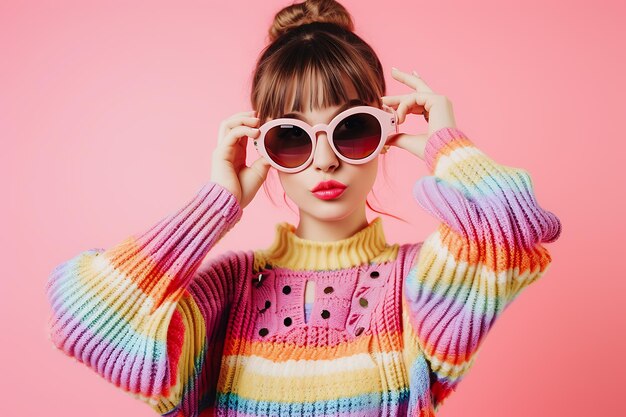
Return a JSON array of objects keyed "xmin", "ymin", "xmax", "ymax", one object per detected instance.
[{"xmin": 270, "ymin": 83, "xmax": 380, "ymax": 222}]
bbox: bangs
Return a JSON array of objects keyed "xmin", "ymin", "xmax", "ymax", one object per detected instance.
[{"xmin": 252, "ymin": 31, "xmax": 384, "ymax": 123}]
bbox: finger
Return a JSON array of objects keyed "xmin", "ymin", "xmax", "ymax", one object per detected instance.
[
  {"xmin": 224, "ymin": 116, "xmax": 260, "ymax": 130},
  {"xmin": 396, "ymin": 100, "xmax": 410, "ymax": 124},
  {"xmin": 238, "ymin": 157, "xmax": 272, "ymax": 207},
  {"xmin": 385, "ymin": 132, "xmax": 429, "ymax": 159},
  {"xmin": 216, "ymin": 125, "xmax": 259, "ymax": 169},
  {"xmin": 394, "ymin": 92, "xmax": 432, "ymax": 123},
  {"xmin": 409, "ymin": 70, "xmax": 434, "ymax": 93},
  {"xmin": 242, "ymin": 157, "xmax": 271, "ymax": 187},
  {"xmin": 382, "ymin": 92, "xmax": 433, "ymax": 107},
  {"xmin": 222, "ymin": 126, "xmax": 260, "ymax": 148},
  {"xmin": 391, "ymin": 67, "xmax": 434, "ymax": 93},
  {"xmin": 220, "ymin": 112, "xmax": 256, "ymax": 128},
  {"xmin": 381, "ymin": 99, "xmax": 399, "ymax": 111},
  {"xmin": 219, "ymin": 116, "xmax": 260, "ymax": 145},
  {"xmin": 381, "ymin": 94, "xmax": 404, "ymax": 106},
  {"xmin": 396, "ymin": 102, "xmax": 427, "ymax": 124},
  {"xmin": 400, "ymin": 104, "xmax": 429, "ymax": 123}
]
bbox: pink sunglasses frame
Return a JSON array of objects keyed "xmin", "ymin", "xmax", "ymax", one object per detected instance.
[{"xmin": 253, "ymin": 104, "xmax": 398, "ymax": 173}]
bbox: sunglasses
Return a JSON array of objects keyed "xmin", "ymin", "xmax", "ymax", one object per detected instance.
[{"xmin": 253, "ymin": 104, "xmax": 398, "ymax": 173}]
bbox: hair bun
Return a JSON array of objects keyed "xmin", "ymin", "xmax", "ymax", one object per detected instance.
[{"xmin": 269, "ymin": 0, "xmax": 355, "ymax": 42}]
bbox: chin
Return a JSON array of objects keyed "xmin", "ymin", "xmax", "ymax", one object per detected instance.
[
  {"xmin": 301, "ymin": 197, "xmax": 360, "ymax": 219},
  {"xmin": 304, "ymin": 209, "xmax": 355, "ymax": 223}
]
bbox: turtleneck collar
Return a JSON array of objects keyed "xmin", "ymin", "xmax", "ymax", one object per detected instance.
[{"xmin": 259, "ymin": 216, "xmax": 393, "ymax": 271}]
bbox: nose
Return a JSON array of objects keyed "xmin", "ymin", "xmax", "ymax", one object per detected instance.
[{"xmin": 312, "ymin": 131, "xmax": 339, "ymax": 172}]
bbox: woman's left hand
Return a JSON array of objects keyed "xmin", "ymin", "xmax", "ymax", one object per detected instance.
[{"xmin": 381, "ymin": 67, "xmax": 457, "ymax": 160}]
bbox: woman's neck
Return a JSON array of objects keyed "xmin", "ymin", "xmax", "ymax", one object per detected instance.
[{"xmin": 295, "ymin": 205, "xmax": 369, "ymax": 242}]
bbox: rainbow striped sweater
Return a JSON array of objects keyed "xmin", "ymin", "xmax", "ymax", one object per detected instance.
[{"xmin": 45, "ymin": 127, "xmax": 561, "ymax": 416}]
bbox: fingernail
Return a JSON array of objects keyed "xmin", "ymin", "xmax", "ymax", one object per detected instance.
[
  {"xmin": 412, "ymin": 70, "xmax": 420, "ymax": 77},
  {"xmin": 392, "ymin": 67, "xmax": 399, "ymax": 72}
]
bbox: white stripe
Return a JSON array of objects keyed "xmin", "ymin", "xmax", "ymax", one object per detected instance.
[
  {"xmin": 223, "ymin": 350, "xmax": 404, "ymax": 377},
  {"xmin": 434, "ymin": 146, "xmax": 484, "ymax": 177}
]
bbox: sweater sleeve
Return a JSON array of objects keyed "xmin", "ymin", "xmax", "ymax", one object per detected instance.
[
  {"xmin": 401, "ymin": 127, "xmax": 562, "ymax": 412},
  {"xmin": 45, "ymin": 181, "xmax": 243, "ymax": 412}
]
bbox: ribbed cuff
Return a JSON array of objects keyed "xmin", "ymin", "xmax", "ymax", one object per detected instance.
[
  {"xmin": 424, "ymin": 127, "xmax": 473, "ymax": 173},
  {"xmin": 197, "ymin": 181, "xmax": 243, "ymax": 224}
]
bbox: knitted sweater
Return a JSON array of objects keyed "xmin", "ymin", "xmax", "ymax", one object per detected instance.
[{"xmin": 45, "ymin": 127, "xmax": 562, "ymax": 416}]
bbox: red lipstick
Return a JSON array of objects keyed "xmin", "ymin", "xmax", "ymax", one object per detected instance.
[{"xmin": 311, "ymin": 180, "xmax": 347, "ymax": 200}]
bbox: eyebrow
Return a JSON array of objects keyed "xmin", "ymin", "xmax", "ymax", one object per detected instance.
[{"xmin": 280, "ymin": 98, "xmax": 367, "ymax": 123}]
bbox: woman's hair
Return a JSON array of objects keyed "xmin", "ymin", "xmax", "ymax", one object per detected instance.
[{"xmin": 251, "ymin": 0, "xmax": 407, "ymax": 223}]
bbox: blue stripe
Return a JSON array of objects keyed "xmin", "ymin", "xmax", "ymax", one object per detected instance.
[{"xmin": 215, "ymin": 389, "xmax": 410, "ymax": 415}]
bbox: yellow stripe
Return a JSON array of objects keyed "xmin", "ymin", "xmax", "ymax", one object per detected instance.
[{"xmin": 221, "ymin": 353, "xmax": 407, "ymax": 401}]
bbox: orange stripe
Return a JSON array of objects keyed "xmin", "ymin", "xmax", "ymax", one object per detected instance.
[
  {"xmin": 223, "ymin": 330, "xmax": 402, "ymax": 360},
  {"xmin": 431, "ymin": 137, "xmax": 475, "ymax": 165},
  {"xmin": 430, "ymin": 223, "xmax": 552, "ymax": 273}
]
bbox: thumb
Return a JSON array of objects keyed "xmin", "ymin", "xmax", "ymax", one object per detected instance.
[
  {"xmin": 386, "ymin": 132, "xmax": 429, "ymax": 159},
  {"xmin": 240, "ymin": 157, "xmax": 272, "ymax": 192}
]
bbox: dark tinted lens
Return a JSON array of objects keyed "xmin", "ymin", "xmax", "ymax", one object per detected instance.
[
  {"xmin": 265, "ymin": 124, "xmax": 312, "ymax": 168},
  {"xmin": 333, "ymin": 113, "xmax": 382, "ymax": 159}
]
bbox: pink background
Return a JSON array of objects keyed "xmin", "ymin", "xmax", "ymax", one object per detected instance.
[{"xmin": 2, "ymin": 0, "xmax": 624, "ymax": 416}]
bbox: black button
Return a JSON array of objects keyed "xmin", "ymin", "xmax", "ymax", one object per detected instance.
[
  {"xmin": 265, "ymin": 300, "xmax": 271, "ymax": 309},
  {"xmin": 282, "ymin": 285, "xmax": 291, "ymax": 295},
  {"xmin": 321, "ymin": 310, "xmax": 330, "ymax": 319},
  {"xmin": 359, "ymin": 297, "xmax": 368, "ymax": 308},
  {"xmin": 355, "ymin": 327, "xmax": 364, "ymax": 336},
  {"xmin": 324, "ymin": 286, "xmax": 334, "ymax": 294},
  {"xmin": 284, "ymin": 317, "xmax": 292, "ymax": 326},
  {"xmin": 370, "ymin": 271, "xmax": 379, "ymax": 278},
  {"xmin": 259, "ymin": 328, "xmax": 269, "ymax": 337}
]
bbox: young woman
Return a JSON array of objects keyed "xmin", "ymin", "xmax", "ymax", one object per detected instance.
[{"xmin": 45, "ymin": 1, "xmax": 562, "ymax": 416}]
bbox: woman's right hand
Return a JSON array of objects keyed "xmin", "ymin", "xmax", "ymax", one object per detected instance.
[{"xmin": 210, "ymin": 110, "xmax": 271, "ymax": 210}]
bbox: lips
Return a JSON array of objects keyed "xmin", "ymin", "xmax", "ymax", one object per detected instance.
[{"xmin": 311, "ymin": 179, "xmax": 347, "ymax": 192}]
